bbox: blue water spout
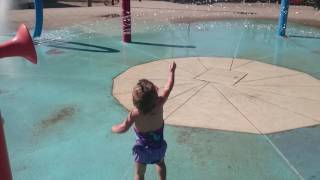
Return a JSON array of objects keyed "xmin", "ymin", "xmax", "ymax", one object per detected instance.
[
  {"xmin": 277, "ymin": 0, "xmax": 289, "ymax": 36},
  {"xmin": 33, "ymin": 0, "xmax": 43, "ymax": 38}
]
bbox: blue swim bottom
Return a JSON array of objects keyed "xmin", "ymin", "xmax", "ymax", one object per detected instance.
[{"xmin": 132, "ymin": 140, "xmax": 167, "ymax": 164}]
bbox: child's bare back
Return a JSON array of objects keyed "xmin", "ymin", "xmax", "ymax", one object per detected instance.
[{"xmin": 133, "ymin": 97, "xmax": 164, "ymax": 133}]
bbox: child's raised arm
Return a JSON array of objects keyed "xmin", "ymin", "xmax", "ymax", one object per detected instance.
[
  {"xmin": 160, "ymin": 62, "xmax": 176, "ymax": 103},
  {"xmin": 111, "ymin": 111, "xmax": 136, "ymax": 133}
]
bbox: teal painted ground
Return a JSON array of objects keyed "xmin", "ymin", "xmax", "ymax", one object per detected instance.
[{"xmin": 0, "ymin": 18, "xmax": 319, "ymax": 180}]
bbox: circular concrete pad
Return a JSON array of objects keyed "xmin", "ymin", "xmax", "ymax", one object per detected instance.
[{"xmin": 113, "ymin": 57, "xmax": 320, "ymax": 134}]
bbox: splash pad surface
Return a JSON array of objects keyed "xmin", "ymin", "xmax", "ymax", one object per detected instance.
[{"xmin": 0, "ymin": 18, "xmax": 320, "ymax": 180}]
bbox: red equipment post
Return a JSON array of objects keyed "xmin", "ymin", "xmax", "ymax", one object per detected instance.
[
  {"xmin": 122, "ymin": 0, "xmax": 131, "ymax": 43},
  {"xmin": 0, "ymin": 113, "xmax": 13, "ymax": 180},
  {"xmin": 0, "ymin": 24, "xmax": 37, "ymax": 180}
]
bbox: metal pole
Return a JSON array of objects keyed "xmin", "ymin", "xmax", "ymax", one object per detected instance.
[
  {"xmin": 122, "ymin": 0, "xmax": 131, "ymax": 43},
  {"xmin": 0, "ymin": 113, "xmax": 12, "ymax": 180},
  {"xmin": 277, "ymin": 0, "xmax": 289, "ymax": 36},
  {"xmin": 33, "ymin": 0, "xmax": 43, "ymax": 37}
]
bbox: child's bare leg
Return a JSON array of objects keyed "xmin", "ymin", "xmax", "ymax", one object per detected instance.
[
  {"xmin": 155, "ymin": 159, "xmax": 166, "ymax": 180},
  {"xmin": 135, "ymin": 162, "xmax": 146, "ymax": 180}
]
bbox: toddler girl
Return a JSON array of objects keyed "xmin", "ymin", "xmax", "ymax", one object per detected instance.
[{"xmin": 112, "ymin": 62, "xmax": 176, "ymax": 180}]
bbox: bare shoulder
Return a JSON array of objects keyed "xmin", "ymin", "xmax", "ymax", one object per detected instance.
[
  {"xmin": 157, "ymin": 96, "xmax": 167, "ymax": 106},
  {"xmin": 130, "ymin": 108, "xmax": 140, "ymax": 118}
]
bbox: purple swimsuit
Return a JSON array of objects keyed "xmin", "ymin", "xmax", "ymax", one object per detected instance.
[{"xmin": 133, "ymin": 124, "xmax": 167, "ymax": 164}]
